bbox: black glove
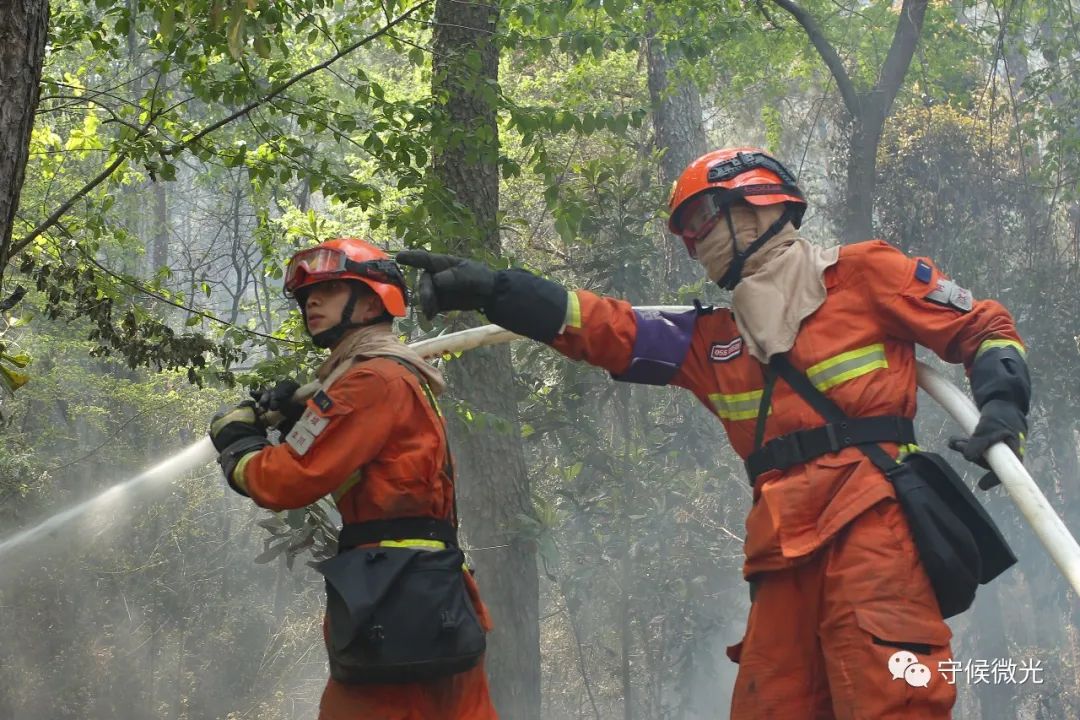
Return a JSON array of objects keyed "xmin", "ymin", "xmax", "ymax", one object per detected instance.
[
  {"xmin": 397, "ymin": 249, "xmax": 569, "ymax": 343},
  {"xmin": 395, "ymin": 250, "xmax": 496, "ymax": 319},
  {"xmin": 209, "ymin": 401, "xmax": 269, "ymax": 495},
  {"xmin": 209, "ymin": 401, "xmax": 264, "ymax": 450},
  {"xmin": 948, "ymin": 399, "xmax": 1026, "ymax": 490},
  {"xmin": 250, "ymin": 379, "xmax": 304, "ymax": 435}
]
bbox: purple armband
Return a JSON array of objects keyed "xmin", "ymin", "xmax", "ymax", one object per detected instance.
[{"xmin": 612, "ymin": 309, "xmax": 696, "ymax": 386}]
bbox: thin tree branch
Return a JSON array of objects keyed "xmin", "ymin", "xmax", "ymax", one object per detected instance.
[
  {"xmin": 78, "ymin": 249, "xmax": 297, "ymax": 343},
  {"xmin": 877, "ymin": 0, "xmax": 929, "ymax": 113},
  {"xmin": 772, "ymin": 0, "xmax": 860, "ymax": 113},
  {"xmin": 11, "ymin": 0, "xmax": 432, "ymax": 260},
  {"xmin": 12, "ymin": 147, "xmax": 138, "ymax": 258},
  {"xmin": 162, "ymin": 0, "xmax": 431, "ymax": 156},
  {"xmin": 38, "ymin": 219, "xmax": 303, "ymax": 345},
  {"xmin": 44, "ymin": 402, "xmax": 167, "ymax": 471}
]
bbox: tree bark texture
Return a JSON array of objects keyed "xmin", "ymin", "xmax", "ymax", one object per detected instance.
[
  {"xmin": 646, "ymin": 17, "xmax": 708, "ymax": 282},
  {"xmin": 843, "ymin": 100, "xmax": 886, "ymax": 244},
  {"xmin": 431, "ymin": 1, "xmax": 542, "ymax": 718},
  {"xmin": 0, "ymin": 0, "xmax": 49, "ymax": 295}
]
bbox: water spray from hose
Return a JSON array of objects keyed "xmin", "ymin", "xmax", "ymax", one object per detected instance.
[
  {"xmin": 0, "ymin": 324, "xmax": 522, "ymax": 560},
  {"xmin": 0, "ymin": 436, "xmax": 215, "ymax": 557}
]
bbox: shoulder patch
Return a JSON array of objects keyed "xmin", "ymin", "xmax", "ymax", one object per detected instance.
[
  {"xmin": 924, "ymin": 278, "xmax": 973, "ymax": 313},
  {"xmin": 709, "ymin": 337, "xmax": 743, "ymax": 362},
  {"xmin": 285, "ymin": 407, "xmax": 331, "ymax": 456},
  {"xmin": 312, "ymin": 390, "xmax": 334, "ymax": 413},
  {"xmin": 915, "ymin": 260, "xmax": 933, "ymax": 283}
]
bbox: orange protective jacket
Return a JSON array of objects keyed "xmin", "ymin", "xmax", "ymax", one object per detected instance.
[
  {"xmin": 549, "ymin": 240, "xmax": 1023, "ymax": 576},
  {"xmin": 237, "ymin": 357, "xmax": 497, "ymax": 720}
]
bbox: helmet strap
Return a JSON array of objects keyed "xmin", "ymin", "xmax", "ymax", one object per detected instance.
[
  {"xmin": 304, "ymin": 282, "xmax": 387, "ymax": 349},
  {"xmin": 716, "ymin": 205, "xmax": 796, "ymax": 291}
]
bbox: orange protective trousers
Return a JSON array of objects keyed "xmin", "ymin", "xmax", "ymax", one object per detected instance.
[{"xmin": 727, "ymin": 499, "xmax": 956, "ymax": 719}]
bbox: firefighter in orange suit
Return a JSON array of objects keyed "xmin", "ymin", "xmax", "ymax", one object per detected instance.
[
  {"xmin": 397, "ymin": 148, "xmax": 1031, "ymax": 719},
  {"xmin": 208, "ymin": 237, "xmax": 498, "ymax": 720}
]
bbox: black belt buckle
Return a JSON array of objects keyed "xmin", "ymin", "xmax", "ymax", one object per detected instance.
[
  {"xmin": 824, "ymin": 422, "xmax": 841, "ymax": 453},
  {"xmin": 769, "ymin": 432, "xmax": 802, "ymax": 470}
]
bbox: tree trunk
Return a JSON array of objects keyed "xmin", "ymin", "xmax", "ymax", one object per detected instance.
[
  {"xmin": 0, "ymin": 0, "xmax": 49, "ymax": 295},
  {"xmin": 227, "ymin": 183, "xmax": 245, "ymax": 324},
  {"xmin": 843, "ymin": 100, "xmax": 884, "ymax": 243},
  {"xmin": 431, "ymin": 1, "xmax": 542, "ymax": 718},
  {"xmin": 645, "ymin": 11, "xmax": 708, "ymax": 282},
  {"xmin": 774, "ymin": 0, "xmax": 928, "ymax": 243},
  {"xmin": 152, "ymin": 182, "xmax": 169, "ymax": 270},
  {"xmin": 971, "ymin": 584, "xmax": 1014, "ymax": 719}
]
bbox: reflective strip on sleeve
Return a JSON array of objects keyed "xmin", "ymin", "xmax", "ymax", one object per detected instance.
[
  {"xmin": 332, "ymin": 469, "xmax": 363, "ymax": 503},
  {"xmin": 564, "ymin": 291, "xmax": 582, "ymax": 330},
  {"xmin": 976, "ymin": 338, "xmax": 1026, "ymax": 359},
  {"xmin": 709, "ymin": 389, "xmax": 771, "ymax": 421},
  {"xmin": 806, "ymin": 343, "xmax": 888, "ymax": 392},
  {"xmin": 232, "ymin": 452, "xmax": 256, "ymax": 494}
]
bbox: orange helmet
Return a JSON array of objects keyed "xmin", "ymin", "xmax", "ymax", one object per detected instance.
[
  {"xmin": 667, "ymin": 147, "xmax": 806, "ymax": 257},
  {"xmin": 284, "ymin": 237, "xmax": 407, "ymax": 317}
]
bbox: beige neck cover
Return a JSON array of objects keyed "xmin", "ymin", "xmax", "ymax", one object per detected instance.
[
  {"xmin": 694, "ymin": 204, "xmax": 840, "ymax": 361},
  {"xmin": 316, "ymin": 322, "xmax": 447, "ymax": 395}
]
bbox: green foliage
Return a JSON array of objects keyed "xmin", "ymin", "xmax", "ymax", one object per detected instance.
[{"xmin": 4, "ymin": 0, "xmax": 1080, "ymax": 716}]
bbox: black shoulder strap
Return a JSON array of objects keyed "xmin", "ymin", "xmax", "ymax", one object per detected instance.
[
  {"xmin": 753, "ymin": 365, "xmax": 776, "ymax": 452},
  {"xmin": 768, "ymin": 354, "xmax": 899, "ymax": 476}
]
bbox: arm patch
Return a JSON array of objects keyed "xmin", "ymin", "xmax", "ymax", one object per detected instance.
[
  {"xmin": 924, "ymin": 278, "xmax": 973, "ymax": 312},
  {"xmin": 285, "ymin": 407, "xmax": 331, "ymax": 456},
  {"xmin": 612, "ymin": 308, "xmax": 696, "ymax": 386}
]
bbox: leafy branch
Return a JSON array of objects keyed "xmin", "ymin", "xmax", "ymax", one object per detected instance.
[{"xmin": 8, "ymin": 0, "xmax": 434, "ymax": 262}]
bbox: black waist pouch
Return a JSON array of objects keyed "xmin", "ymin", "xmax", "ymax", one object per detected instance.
[
  {"xmin": 887, "ymin": 451, "xmax": 1017, "ymax": 618},
  {"xmin": 314, "ymin": 545, "xmax": 486, "ymax": 684},
  {"xmin": 765, "ymin": 355, "xmax": 1018, "ymax": 620}
]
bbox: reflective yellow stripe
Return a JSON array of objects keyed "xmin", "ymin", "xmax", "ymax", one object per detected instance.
[
  {"xmin": 564, "ymin": 291, "xmax": 582, "ymax": 330},
  {"xmin": 806, "ymin": 343, "xmax": 888, "ymax": 391},
  {"xmin": 976, "ymin": 338, "xmax": 1026, "ymax": 359},
  {"xmin": 233, "ymin": 452, "xmax": 257, "ymax": 494},
  {"xmin": 332, "ymin": 469, "xmax": 362, "ymax": 502},
  {"xmin": 380, "ymin": 538, "xmax": 447, "ymax": 550},
  {"xmin": 897, "ymin": 443, "xmax": 920, "ymax": 459},
  {"xmin": 710, "ymin": 344, "xmax": 886, "ymax": 422},
  {"xmin": 379, "ymin": 538, "xmax": 465, "ymax": 569},
  {"xmin": 709, "ymin": 389, "xmax": 771, "ymax": 421}
]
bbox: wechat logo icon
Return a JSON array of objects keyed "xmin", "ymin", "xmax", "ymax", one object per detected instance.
[{"xmin": 889, "ymin": 650, "xmax": 932, "ymax": 688}]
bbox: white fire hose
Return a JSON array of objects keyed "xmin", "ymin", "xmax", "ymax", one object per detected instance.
[{"xmin": 266, "ymin": 311, "xmax": 1080, "ymax": 599}]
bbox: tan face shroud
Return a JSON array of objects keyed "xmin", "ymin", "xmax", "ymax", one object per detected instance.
[
  {"xmin": 693, "ymin": 201, "xmax": 840, "ymax": 361},
  {"xmin": 694, "ymin": 203, "xmax": 796, "ymax": 284}
]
